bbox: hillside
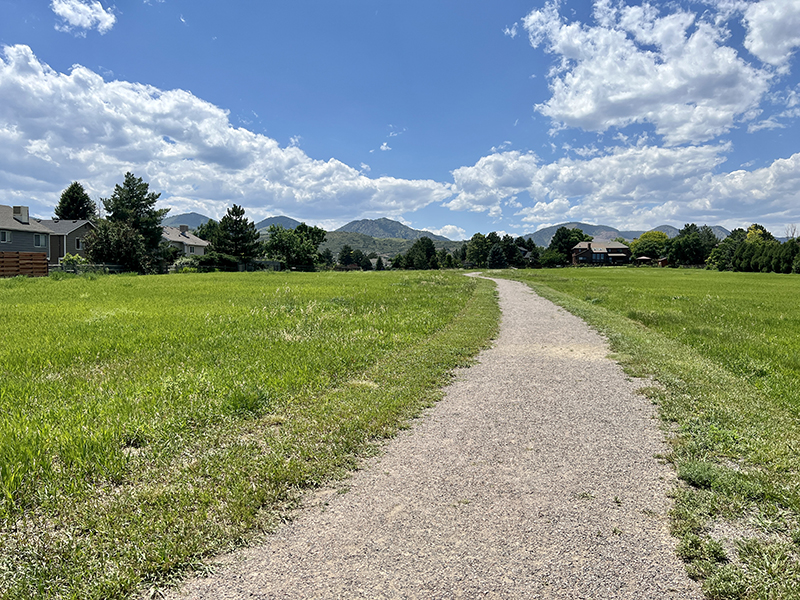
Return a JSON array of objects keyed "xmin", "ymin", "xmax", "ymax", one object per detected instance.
[
  {"xmin": 321, "ymin": 231, "xmax": 463, "ymax": 257},
  {"xmin": 337, "ymin": 217, "xmax": 450, "ymax": 241},
  {"xmin": 526, "ymin": 222, "xmax": 731, "ymax": 247},
  {"xmin": 255, "ymin": 216, "xmax": 302, "ymax": 232},
  {"xmin": 162, "ymin": 212, "xmax": 212, "ymax": 229}
]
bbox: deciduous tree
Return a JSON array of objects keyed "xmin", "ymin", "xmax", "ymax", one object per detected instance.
[
  {"xmin": 262, "ymin": 222, "xmax": 326, "ymax": 270},
  {"xmin": 630, "ymin": 230, "xmax": 669, "ymax": 259}
]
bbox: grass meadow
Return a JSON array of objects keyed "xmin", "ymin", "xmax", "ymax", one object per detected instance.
[
  {"xmin": 500, "ymin": 267, "xmax": 800, "ymax": 600},
  {"xmin": 0, "ymin": 270, "xmax": 499, "ymax": 599}
]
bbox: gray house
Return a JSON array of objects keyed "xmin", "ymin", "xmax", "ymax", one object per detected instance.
[
  {"xmin": 0, "ymin": 205, "xmax": 52, "ymax": 258},
  {"xmin": 162, "ymin": 225, "xmax": 211, "ymax": 256},
  {"xmin": 38, "ymin": 218, "xmax": 95, "ymax": 263}
]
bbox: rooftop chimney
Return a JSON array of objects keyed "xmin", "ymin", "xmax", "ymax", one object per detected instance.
[
  {"xmin": 179, "ymin": 225, "xmax": 189, "ymax": 234},
  {"xmin": 12, "ymin": 206, "xmax": 29, "ymax": 224}
]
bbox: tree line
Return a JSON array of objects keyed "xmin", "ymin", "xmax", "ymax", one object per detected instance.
[
  {"xmin": 53, "ymin": 175, "xmax": 800, "ymax": 275},
  {"xmin": 53, "ymin": 174, "xmax": 328, "ymax": 273}
]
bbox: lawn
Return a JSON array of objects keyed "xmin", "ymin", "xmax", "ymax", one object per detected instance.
[
  {"xmin": 500, "ymin": 267, "xmax": 800, "ymax": 599},
  {"xmin": 0, "ymin": 270, "xmax": 499, "ymax": 599}
]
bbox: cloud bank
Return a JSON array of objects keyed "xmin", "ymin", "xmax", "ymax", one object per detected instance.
[
  {"xmin": 0, "ymin": 45, "xmax": 451, "ymax": 224},
  {"xmin": 444, "ymin": 0, "xmax": 800, "ymax": 233}
]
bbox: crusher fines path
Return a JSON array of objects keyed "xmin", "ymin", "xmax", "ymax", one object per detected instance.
[{"xmin": 166, "ymin": 278, "xmax": 702, "ymax": 600}]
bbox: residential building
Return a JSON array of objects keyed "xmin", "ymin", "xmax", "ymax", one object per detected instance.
[
  {"xmin": 0, "ymin": 205, "xmax": 53, "ymax": 258},
  {"xmin": 572, "ymin": 241, "xmax": 631, "ymax": 265},
  {"xmin": 162, "ymin": 225, "xmax": 211, "ymax": 256},
  {"xmin": 38, "ymin": 218, "xmax": 95, "ymax": 263}
]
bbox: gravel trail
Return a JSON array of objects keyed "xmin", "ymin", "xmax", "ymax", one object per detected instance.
[{"xmin": 165, "ymin": 277, "xmax": 702, "ymax": 599}]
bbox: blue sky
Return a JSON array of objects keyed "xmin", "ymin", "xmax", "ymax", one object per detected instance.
[{"xmin": 1, "ymin": 0, "xmax": 800, "ymax": 239}]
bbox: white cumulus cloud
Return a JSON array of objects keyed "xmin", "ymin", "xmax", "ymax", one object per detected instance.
[
  {"xmin": 0, "ymin": 45, "xmax": 451, "ymax": 224},
  {"xmin": 744, "ymin": 0, "xmax": 800, "ymax": 74},
  {"xmin": 51, "ymin": 0, "xmax": 116, "ymax": 35},
  {"xmin": 523, "ymin": 0, "xmax": 771, "ymax": 145},
  {"xmin": 428, "ymin": 225, "xmax": 467, "ymax": 241},
  {"xmin": 446, "ymin": 142, "xmax": 800, "ymax": 232}
]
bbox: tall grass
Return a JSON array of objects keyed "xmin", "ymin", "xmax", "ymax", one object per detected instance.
[
  {"xmin": 0, "ymin": 270, "xmax": 499, "ymax": 599},
  {"xmin": 499, "ymin": 268, "xmax": 800, "ymax": 599}
]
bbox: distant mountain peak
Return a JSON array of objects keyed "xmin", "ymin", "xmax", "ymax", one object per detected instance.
[
  {"xmin": 336, "ymin": 218, "xmax": 450, "ymax": 241},
  {"xmin": 162, "ymin": 212, "xmax": 211, "ymax": 229},
  {"xmin": 255, "ymin": 216, "xmax": 302, "ymax": 231}
]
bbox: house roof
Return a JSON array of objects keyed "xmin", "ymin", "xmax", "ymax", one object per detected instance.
[
  {"xmin": 604, "ymin": 241, "xmax": 630, "ymax": 250},
  {"xmin": 572, "ymin": 240, "xmax": 630, "ymax": 251},
  {"xmin": 37, "ymin": 218, "xmax": 95, "ymax": 235},
  {"xmin": 162, "ymin": 226, "xmax": 211, "ymax": 247},
  {"xmin": 0, "ymin": 205, "xmax": 53, "ymax": 234}
]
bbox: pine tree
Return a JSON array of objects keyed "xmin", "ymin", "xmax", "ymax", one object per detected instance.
[
  {"xmin": 102, "ymin": 172, "xmax": 168, "ymax": 253},
  {"xmin": 487, "ymin": 243, "xmax": 508, "ymax": 269},
  {"xmin": 55, "ymin": 182, "xmax": 96, "ymax": 220},
  {"xmin": 216, "ymin": 204, "xmax": 261, "ymax": 261}
]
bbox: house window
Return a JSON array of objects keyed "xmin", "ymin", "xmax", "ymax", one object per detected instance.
[
  {"xmin": 34, "ymin": 234, "xmax": 47, "ymax": 248},
  {"xmin": 189, "ymin": 246, "xmax": 195, "ymax": 254},
  {"xmin": 0, "ymin": 230, "xmax": 10, "ymax": 243},
  {"xmin": 75, "ymin": 238, "xmax": 82, "ymax": 250}
]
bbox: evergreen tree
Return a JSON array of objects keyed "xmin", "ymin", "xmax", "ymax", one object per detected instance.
[
  {"xmin": 320, "ymin": 248, "xmax": 335, "ymax": 267},
  {"xmin": 375, "ymin": 256, "xmax": 385, "ymax": 271},
  {"xmin": 547, "ymin": 227, "xmax": 591, "ymax": 264},
  {"xmin": 706, "ymin": 228, "xmax": 745, "ymax": 271},
  {"xmin": 406, "ymin": 237, "xmax": 437, "ymax": 270},
  {"xmin": 487, "ymin": 243, "xmax": 508, "ymax": 269},
  {"xmin": 194, "ymin": 219, "xmax": 223, "ymax": 248},
  {"xmin": 338, "ymin": 245, "xmax": 354, "ymax": 266},
  {"xmin": 465, "ymin": 233, "xmax": 489, "ymax": 267},
  {"xmin": 501, "ymin": 234, "xmax": 524, "ymax": 267},
  {"xmin": 102, "ymin": 172, "xmax": 168, "ymax": 253},
  {"xmin": 216, "ymin": 204, "xmax": 261, "ymax": 261},
  {"xmin": 86, "ymin": 173, "xmax": 168, "ymax": 272},
  {"xmin": 55, "ymin": 182, "xmax": 96, "ymax": 220}
]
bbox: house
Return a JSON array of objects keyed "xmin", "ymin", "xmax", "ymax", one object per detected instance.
[
  {"xmin": 162, "ymin": 225, "xmax": 211, "ymax": 256},
  {"xmin": 572, "ymin": 241, "xmax": 631, "ymax": 265},
  {"xmin": 0, "ymin": 205, "xmax": 53, "ymax": 257},
  {"xmin": 38, "ymin": 218, "xmax": 95, "ymax": 263}
]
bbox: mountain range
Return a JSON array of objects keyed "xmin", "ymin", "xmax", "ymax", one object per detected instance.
[
  {"xmin": 335, "ymin": 218, "xmax": 450, "ymax": 241},
  {"xmin": 524, "ymin": 222, "xmax": 731, "ymax": 248},
  {"xmin": 164, "ymin": 213, "xmax": 734, "ymax": 251}
]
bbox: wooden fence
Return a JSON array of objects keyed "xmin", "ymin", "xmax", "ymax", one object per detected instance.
[{"xmin": 0, "ymin": 252, "xmax": 49, "ymax": 278}]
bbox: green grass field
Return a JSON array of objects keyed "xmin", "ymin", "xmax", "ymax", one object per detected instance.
[
  {"xmin": 0, "ymin": 270, "xmax": 499, "ymax": 599},
  {"xmin": 500, "ymin": 267, "xmax": 800, "ymax": 599}
]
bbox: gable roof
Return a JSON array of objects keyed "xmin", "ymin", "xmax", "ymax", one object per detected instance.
[
  {"xmin": 38, "ymin": 218, "xmax": 95, "ymax": 235},
  {"xmin": 0, "ymin": 205, "xmax": 53, "ymax": 234},
  {"xmin": 573, "ymin": 240, "xmax": 630, "ymax": 251},
  {"xmin": 162, "ymin": 226, "xmax": 211, "ymax": 247}
]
